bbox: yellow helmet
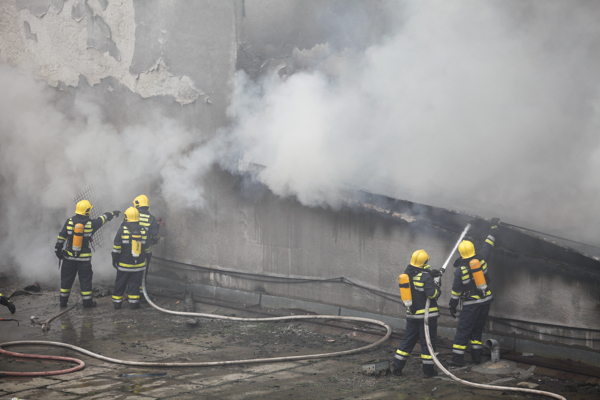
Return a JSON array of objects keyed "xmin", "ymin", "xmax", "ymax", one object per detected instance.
[
  {"xmin": 133, "ymin": 195, "xmax": 149, "ymax": 208},
  {"xmin": 124, "ymin": 207, "xmax": 140, "ymax": 222},
  {"xmin": 458, "ymin": 240, "xmax": 476, "ymax": 258},
  {"xmin": 410, "ymin": 249, "xmax": 429, "ymax": 268},
  {"xmin": 75, "ymin": 200, "xmax": 93, "ymax": 216}
]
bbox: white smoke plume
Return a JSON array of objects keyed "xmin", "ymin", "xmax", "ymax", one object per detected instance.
[{"xmin": 224, "ymin": 1, "xmax": 600, "ymax": 246}]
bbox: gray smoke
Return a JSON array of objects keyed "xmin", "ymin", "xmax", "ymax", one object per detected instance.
[
  {"xmin": 224, "ymin": 0, "xmax": 600, "ymax": 246},
  {"xmin": 3, "ymin": 0, "xmax": 600, "ymax": 285},
  {"xmin": 0, "ymin": 65, "xmax": 214, "ymax": 282}
]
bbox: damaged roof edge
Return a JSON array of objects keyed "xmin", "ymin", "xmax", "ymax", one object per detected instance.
[{"xmin": 346, "ymin": 190, "xmax": 600, "ymax": 280}]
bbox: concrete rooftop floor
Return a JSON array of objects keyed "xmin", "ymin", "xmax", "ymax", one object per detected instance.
[{"xmin": 0, "ymin": 277, "xmax": 598, "ymax": 400}]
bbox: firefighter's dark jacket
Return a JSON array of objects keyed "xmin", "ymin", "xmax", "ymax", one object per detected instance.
[
  {"xmin": 137, "ymin": 206, "xmax": 160, "ymax": 244},
  {"xmin": 112, "ymin": 222, "xmax": 152, "ymax": 272},
  {"xmin": 0, "ymin": 294, "xmax": 13, "ymax": 308},
  {"xmin": 404, "ymin": 265, "xmax": 441, "ymax": 319},
  {"xmin": 451, "ymin": 227, "xmax": 497, "ymax": 306},
  {"xmin": 56, "ymin": 213, "xmax": 112, "ymax": 262}
]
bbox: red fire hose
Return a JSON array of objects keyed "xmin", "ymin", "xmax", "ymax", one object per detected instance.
[
  {"xmin": 0, "ymin": 305, "xmax": 85, "ymax": 377},
  {"xmin": 0, "ymin": 346, "xmax": 85, "ymax": 377}
]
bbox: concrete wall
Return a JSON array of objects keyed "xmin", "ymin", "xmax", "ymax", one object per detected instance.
[{"xmin": 154, "ymin": 167, "xmax": 600, "ymax": 360}]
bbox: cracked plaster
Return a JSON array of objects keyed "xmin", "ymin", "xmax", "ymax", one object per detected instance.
[{"xmin": 2, "ymin": 0, "xmax": 201, "ymax": 105}]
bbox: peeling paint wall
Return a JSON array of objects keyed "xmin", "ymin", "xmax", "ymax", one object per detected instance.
[{"xmin": 2, "ymin": 0, "xmax": 234, "ymax": 110}]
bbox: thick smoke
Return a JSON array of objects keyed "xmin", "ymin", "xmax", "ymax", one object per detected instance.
[
  {"xmin": 3, "ymin": 0, "xmax": 600, "ymax": 286},
  {"xmin": 224, "ymin": 1, "xmax": 600, "ymax": 246},
  {"xmin": 0, "ymin": 65, "xmax": 215, "ymax": 283}
]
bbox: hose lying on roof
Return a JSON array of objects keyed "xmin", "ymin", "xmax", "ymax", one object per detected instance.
[
  {"xmin": 0, "ymin": 269, "xmax": 391, "ymax": 371},
  {"xmin": 423, "ymin": 298, "xmax": 566, "ymax": 400},
  {"xmin": 0, "ymin": 303, "xmax": 85, "ymax": 377}
]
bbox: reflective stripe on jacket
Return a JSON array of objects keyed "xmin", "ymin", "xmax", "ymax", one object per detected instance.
[
  {"xmin": 404, "ymin": 265, "xmax": 440, "ymax": 319},
  {"xmin": 112, "ymin": 223, "xmax": 152, "ymax": 272},
  {"xmin": 451, "ymin": 228, "xmax": 497, "ymax": 305},
  {"xmin": 56, "ymin": 214, "xmax": 108, "ymax": 262}
]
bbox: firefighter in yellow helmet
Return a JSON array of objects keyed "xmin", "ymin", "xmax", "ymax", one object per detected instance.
[
  {"xmin": 133, "ymin": 195, "xmax": 161, "ymax": 302},
  {"xmin": 133, "ymin": 195, "xmax": 160, "ymax": 245},
  {"xmin": 111, "ymin": 207, "xmax": 152, "ymax": 310},
  {"xmin": 447, "ymin": 217, "xmax": 500, "ymax": 367},
  {"xmin": 393, "ymin": 249, "xmax": 442, "ymax": 378},
  {"xmin": 55, "ymin": 200, "xmax": 121, "ymax": 308}
]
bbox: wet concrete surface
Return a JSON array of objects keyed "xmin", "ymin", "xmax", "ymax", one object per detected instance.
[{"xmin": 0, "ymin": 278, "xmax": 599, "ymax": 399}]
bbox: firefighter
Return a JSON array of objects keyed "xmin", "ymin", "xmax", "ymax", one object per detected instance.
[
  {"xmin": 0, "ymin": 293, "xmax": 16, "ymax": 314},
  {"xmin": 133, "ymin": 195, "xmax": 160, "ymax": 245},
  {"xmin": 111, "ymin": 207, "xmax": 152, "ymax": 310},
  {"xmin": 133, "ymin": 194, "xmax": 160, "ymax": 302},
  {"xmin": 447, "ymin": 217, "xmax": 500, "ymax": 367},
  {"xmin": 393, "ymin": 250, "xmax": 442, "ymax": 378},
  {"xmin": 55, "ymin": 200, "xmax": 120, "ymax": 308}
]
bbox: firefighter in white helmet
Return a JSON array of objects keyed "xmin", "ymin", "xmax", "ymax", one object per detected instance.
[
  {"xmin": 133, "ymin": 194, "xmax": 161, "ymax": 302},
  {"xmin": 55, "ymin": 200, "xmax": 120, "ymax": 308},
  {"xmin": 111, "ymin": 207, "xmax": 152, "ymax": 310},
  {"xmin": 393, "ymin": 249, "xmax": 442, "ymax": 378},
  {"xmin": 447, "ymin": 218, "xmax": 500, "ymax": 367}
]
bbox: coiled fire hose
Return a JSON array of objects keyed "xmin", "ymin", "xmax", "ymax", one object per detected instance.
[
  {"xmin": 0, "ymin": 268, "xmax": 392, "ymax": 373},
  {"xmin": 0, "ymin": 302, "xmax": 85, "ymax": 377},
  {"xmin": 423, "ymin": 223, "xmax": 566, "ymax": 400}
]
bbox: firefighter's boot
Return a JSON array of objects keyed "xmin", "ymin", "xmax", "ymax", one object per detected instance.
[
  {"xmin": 130, "ymin": 302, "xmax": 140, "ymax": 310},
  {"xmin": 82, "ymin": 299, "xmax": 97, "ymax": 308},
  {"xmin": 392, "ymin": 359, "xmax": 406, "ymax": 376},
  {"xmin": 446, "ymin": 355, "xmax": 464, "ymax": 367},
  {"xmin": 59, "ymin": 297, "xmax": 68, "ymax": 308},
  {"xmin": 113, "ymin": 302, "xmax": 122, "ymax": 310},
  {"xmin": 423, "ymin": 365, "xmax": 438, "ymax": 378}
]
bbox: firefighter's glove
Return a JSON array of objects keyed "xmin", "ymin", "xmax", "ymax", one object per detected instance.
[
  {"xmin": 0, "ymin": 296, "xmax": 15, "ymax": 314},
  {"xmin": 490, "ymin": 217, "xmax": 500, "ymax": 229},
  {"xmin": 112, "ymin": 254, "xmax": 119, "ymax": 269},
  {"xmin": 113, "ymin": 210, "xmax": 121, "ymax": 218},
  {"xmin": 54, "ymin": 244, "xmax": 64, "ymax": 260},
  {"xmin": 432, "ymin": 287, "xmax": 442, "ymax": 301},
  {"xmin": 449, "ymin": 298, "xmax": 459, "ymax": 318},
  {"xmin": 428, "ymin": 269, "xmax": 442, "ymax": 278}
]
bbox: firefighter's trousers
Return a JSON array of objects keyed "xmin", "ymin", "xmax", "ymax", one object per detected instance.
[
  {"xmin": 451, "ymin": 302, "xmax": 491, "ymax": 363},
  {"xmin": 394, "ymin": 317, "xmax": 438, "ymax": 374},
  {"xmin": 60, "ymin": 259, "xmax": 93, "ymax": 305},
  {"xmin": 112, "ymin": 270, "xmax": 143, "ymax": 305}
]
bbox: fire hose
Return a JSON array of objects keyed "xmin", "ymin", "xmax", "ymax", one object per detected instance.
[
  {"xmin": 0, "ymin": 303, "xmax": 85, "ymax": 377},
  {"xmin": 423, "ymin": 223, "xmax": 566, "ymax": 400},
  {"xmin": 0, "ymin": 267, "xmax": 392, "ymax": 372},
  {"xmin": 0, "ymin": 224, "xmax": 574, "ymax": 399}
]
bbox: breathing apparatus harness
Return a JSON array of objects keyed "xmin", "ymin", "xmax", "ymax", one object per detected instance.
[{"xmin": 454, "ymin": 255, "xmax": 489, "ymax": 300}]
